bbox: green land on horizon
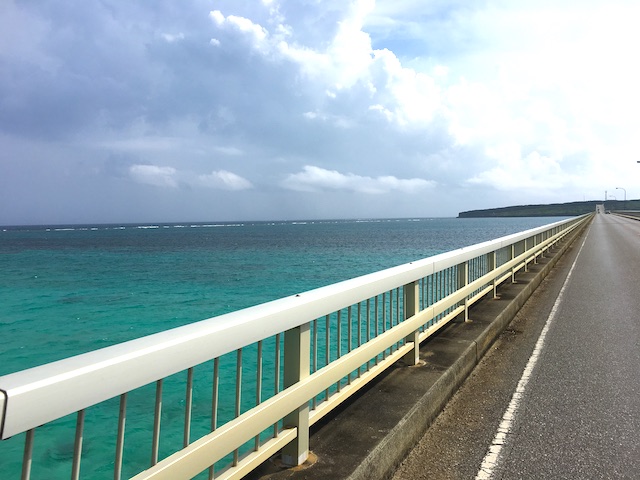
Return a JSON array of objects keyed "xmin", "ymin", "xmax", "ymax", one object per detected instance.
[{"xmin": 458, "ymin": 199, "xmax": 640, "ymax": 218}]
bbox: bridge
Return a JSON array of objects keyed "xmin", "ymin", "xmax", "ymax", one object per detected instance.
[
  {"xmin": 1, "ymin": 211, "xmax": 635, "ymax": 479},
  {"xmin": 393, "ymin": 211, "xmax": 640, "ymax": 479}
]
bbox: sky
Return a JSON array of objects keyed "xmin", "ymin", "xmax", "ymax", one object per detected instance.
[{"xmin": 1, "ymin": 0, "xmax": 639, "ymax": 225}]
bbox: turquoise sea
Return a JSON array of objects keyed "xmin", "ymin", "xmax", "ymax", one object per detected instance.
[{"xmin": 0, "ymin": 217, "xmax": 566, "ymax": 478}]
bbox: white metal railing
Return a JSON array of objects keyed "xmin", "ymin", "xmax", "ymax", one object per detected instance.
[{"xmin": 0, "ymin": 215, "xmax": 591, "ymax": 479}]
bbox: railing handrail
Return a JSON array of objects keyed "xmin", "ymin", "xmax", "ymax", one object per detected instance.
[{"xmin": 0, "ymin": 215, "xmax": 588, "ymax": 440}]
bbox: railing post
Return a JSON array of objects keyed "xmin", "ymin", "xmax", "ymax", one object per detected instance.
[
  {"xmin": 488, "ymin": 251, "xmax": 498, "ymax": 298},
  {"xmin": 457, "ymin": 261, "xmax": 469, "ymax": 322},
  {"xmin": 523, "ymin": 238, "xmax": 529, "ymax": 272},
  {"xmin": 281, "ymin": 323, "xmax": 310, "ymax": 466},
  {"xmin": 511, "ymin": 244, "xmax": 517, "ymax": 283},
  {"xmin": 403, "ymin": 281, "xmax": 420, "ymax": 366}
]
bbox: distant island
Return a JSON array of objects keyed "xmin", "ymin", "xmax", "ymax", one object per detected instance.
[{"xmin": 458, "ymin": 199, "xmax": 640, "ymax": 218}]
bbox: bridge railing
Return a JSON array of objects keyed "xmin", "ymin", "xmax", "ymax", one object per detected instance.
[
  {"xmin": 612, "ymin": 211, "xmax": 640, "ymax": 220},
  {"xmin": 0, "ymin": 215, "xmax": 591, "ymax": 480}
]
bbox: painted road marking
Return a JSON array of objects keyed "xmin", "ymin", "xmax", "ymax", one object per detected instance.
[{"xmin": 475, "ymin": 231, "xmax": 589, "ymax": 480}]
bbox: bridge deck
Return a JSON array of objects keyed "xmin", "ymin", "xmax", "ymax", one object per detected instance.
[
  {"xmin": 394, "ymin": 213, "xmax": 640, "ymax": 479},
  {"xmin": 249, "ymin": 216, "xmax": 591, "ymax": 480}
]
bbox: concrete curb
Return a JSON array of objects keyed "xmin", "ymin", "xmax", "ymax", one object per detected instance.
[
  {"xmin": 349, "ymin": 340, "xmax": 478, "ymax": 480},
  {"xmin": 347, "ymin": 220, "xmax": 590, "ymax": 480}
]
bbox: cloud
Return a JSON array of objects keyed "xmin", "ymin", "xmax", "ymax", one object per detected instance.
[
  {"xmin": 3, "ymin": 0, "xmax": 640, "ymax": 225},
  {"xmin": 128, "ymin": 164, "xmax": 252, "ymax": 191},
  {"xmin": 209, "ymin": 10, "xmax": 269, "ymax": 48},
  {"xmin": 282, "ymin": 165, "xmax": 434, "ymax": 194},
  {"xmin": 466, "ymin": 145, "xmax": 570, "ymax": 193},
  {"xmin": 198, "ymin": 170, "xmax": 253, "ymax": 190},
  {"xmin": 214, "ymin": 146, "xmax": 244, "ymax": 156},
  {"xmin": 129, "ymin": 165, "xmax": 178, "ymax": 188},
  {"xmin": 161, "ymin": 32, "xmax": 184, "ymax": 43}
]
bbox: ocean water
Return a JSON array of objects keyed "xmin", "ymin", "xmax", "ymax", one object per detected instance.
[{"xmin": 0, "ymin": 216, "xmax": 566, "ymax": 478}]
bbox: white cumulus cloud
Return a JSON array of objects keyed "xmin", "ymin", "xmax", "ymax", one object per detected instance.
[
  {"xmin": 161, "ymin": 32, "xmax": 184, "ymax": 43},
  {"xmin": 198, "ymin": 170, "xmax": 253, "ymax": 190},
  {"xmin": 129, "ymin": 165, "xmax": 178, "ymax": 188},
  {"xmin": 209, "ymin": 10, "xmax": 269, "ymax": 48},
  {"xmin": 282, "ymin": 165, "xmax": 434, "ymax": 194}
]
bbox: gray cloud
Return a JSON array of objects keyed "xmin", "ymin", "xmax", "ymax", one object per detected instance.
[{"xmin": 1, "ymin": 0, "xmax": 637, "ymax": 225}]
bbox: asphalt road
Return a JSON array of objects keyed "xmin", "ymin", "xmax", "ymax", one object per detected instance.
[{"xmin": 393, "ymin": 213, "xmax": 640, "ymax": 479}]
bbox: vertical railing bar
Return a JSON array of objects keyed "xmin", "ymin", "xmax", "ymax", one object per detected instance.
[
  {"xmin": 430, "ymin": 275, "xmax": 434, "ymax": 313},
  {"xmin": 382, "ymin": 292, "xmax": 387, "ymax": 359},
  {"xmin": 209, "ymin": 357, "xmax": 220, "ymax": 480},
  {"xmin": 212, "ymin": 357, "xmax": 220, "ymax": 431},
  {"xmin": 274, "ymin": 333, "xmax": 281, "ymax": 437},
  {"xmin": 445, "ymin": 268, "xmax": 449, "ymax": 315},
  {"xmin": 396, "ymin": 287, "xmax": 401, "ymax": 348},
  {"xmin": 435, "ymin": 272, "xmax": 439, "ymax": 309},
  {"xmin": 425, "ymin": 276, "xmax": 430, "ymax": 326},
  {"xmin": 337, "ymin": 310, "xmax": 342, "ymax": 358},
  {"xmin": 438, "ymin": 268, "xmax": 451, "ymax": 317},
  {"xmin": 357, "ymin": 302, "xmax": 363, "ymax": 346},
  {"xmin": 366, "ymin": 299, "xmax": 371, "ymax": 341},
  {"xmin": 234, "ymin": 348, "xmax": 243, "ymax": 466},
  {"xmin": 419, "ymin": 278, "xmax": 424, "ymax": 332},
  {"xmin": 256, "ymin": 341, "xmax": 263, "ymax": 405},
  {"xmin": 312, "ymin": 320, "xmax": 317, "ymax": 410},
  {"xmin": 21, "ymin": 429, "xmax": 35, "ymax": 480},
  {"xmin": 374, "ymin": 296, "xmax": 379, "ymax": 365},
  {"xmin": 454, "ymin": 265, "xmax": 459, "ymax": 312},
  {"xmin": 71, "ymin": 409, "xmax": 85, "ymax": 480},
  {"xmin": 357, "ymin": 302, "xmax": 362, "ymax": 378},
  {"xmin": 337, "ymin": 310, "xmax": 342, "ymax": 392},
  {"xmin": 151, "ymin": 379, "xmax": 163, "ymax": 466},
  {"xmin": 347, "ymin": 305, "xmax": 353, "ymax": 385},
  {"xmin": 446, "ymin": 268, "xmax": 451, "ymax": 314},
  {"xmin": 184, "ymin": 367, "xmax": 194, "ymax": 448},
  {"xmin": 448, "ymin": 266, "xmax": 452, "ymax": 296},
  {"xmin": 390, "ymin": 289, "xmax": 395, "ymax": 352},
  {"xmin": 324, "ymin": 315, "xmax": 330, "ymax": 401},
  {"xmin": 255, "ymin": 340, "xmax": 263, "ymax": 450},
  {"xmin": 366, "ymin": 299, "xmax": 371, "ymax": 371},
  {"xmin": 384, "ymin": 292, "xmax": 388, "ymax": 332},
  {"xmin": 312, "ymin": 319, "xmax": 318, "ymax": 374},
  {"xmin": 114, "ymin": 393, "xmax": 127, "ymax": 480},
  {"xmin": 235, "ymin": 349, "xmax": 243, "ymax": 418},
  {"xmin": 348, "ymin": 306, "xmax": 353, "ymax": 353},
  {"xmin": 428, "ymin": 275, "xmax": 433, "ymax": 325}
]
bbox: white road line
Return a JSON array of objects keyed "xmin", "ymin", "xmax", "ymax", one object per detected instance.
[{"xmin": 475, "ymin": 232, "xmax": 589, "ymax": 480}]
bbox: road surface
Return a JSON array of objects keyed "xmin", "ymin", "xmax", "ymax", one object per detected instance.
[{"xmin": 393, "ymin": 213, "xmax": 640, "ymax": 479}]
